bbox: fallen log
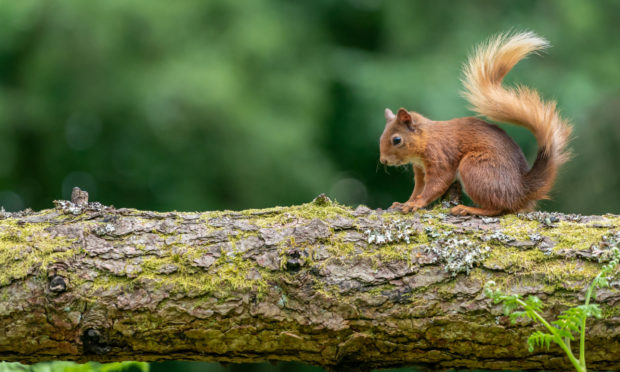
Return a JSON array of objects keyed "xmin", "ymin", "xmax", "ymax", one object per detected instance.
[{"xmin": 0, "ymin": 189, "xmax": 619, "ymax": 371}]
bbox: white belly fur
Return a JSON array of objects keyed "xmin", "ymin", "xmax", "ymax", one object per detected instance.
[{"xmin": 410, "ymin": 156, "xmax": 425, "ymax": 169}]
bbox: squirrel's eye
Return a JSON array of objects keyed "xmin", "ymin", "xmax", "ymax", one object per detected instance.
[{"xmin": 392, "ymin": 136, "xmax": 402, "ymax": 145}]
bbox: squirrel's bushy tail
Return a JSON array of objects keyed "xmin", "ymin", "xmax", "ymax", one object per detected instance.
[{"xmin": 462, "ymin": 31, "xmax": 572, "ymax": 202}]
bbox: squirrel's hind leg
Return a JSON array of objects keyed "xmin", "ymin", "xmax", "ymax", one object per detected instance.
[
  {"xmin": 450, "ymin": 205, "xmax": 503, "ymax": 216},
  {"xmin": 457, "ymin": 152, "xmax": 525, "ymax": 213}
]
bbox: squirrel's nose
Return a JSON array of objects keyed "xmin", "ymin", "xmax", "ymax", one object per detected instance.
[{"xmin": 380, "ymin": 157, "xmax": 387, "ymax": 165}]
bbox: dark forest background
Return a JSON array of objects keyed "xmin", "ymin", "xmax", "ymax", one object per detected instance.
[{"xmin": 1, "ymin": 1, "xmax": 619, "ymax": 371}]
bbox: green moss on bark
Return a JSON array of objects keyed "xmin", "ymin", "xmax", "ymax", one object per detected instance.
[{"xmin": 0, "ymin": 218, "xmax": 77, "ymax": 286}]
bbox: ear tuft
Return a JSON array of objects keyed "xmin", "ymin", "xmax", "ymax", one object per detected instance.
[
  {"xmin": 397, "ymin": 108, "xmax": 412, "ymax": 124},
  {"xmin": 384, "ymin": 108, "xmax": 396, "ymax": 121}
]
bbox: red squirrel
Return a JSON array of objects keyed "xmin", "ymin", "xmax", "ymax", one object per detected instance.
[{"xmin": 379, "ymin": 32, "xmax": 572, "ymax": 216}]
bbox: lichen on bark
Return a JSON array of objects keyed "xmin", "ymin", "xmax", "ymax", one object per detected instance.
[{"xmin": 0, "ymin": 194, "xmax": 619, "ymax": 371}]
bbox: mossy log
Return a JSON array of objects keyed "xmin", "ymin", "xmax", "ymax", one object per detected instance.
[{"xmin": 0, "ymin": 190, "xmax": 619, "ymax": 371}]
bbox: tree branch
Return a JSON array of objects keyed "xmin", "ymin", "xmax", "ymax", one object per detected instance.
[{"xmin": 0, "ymin": 190, "xmax": 619, "ymax": 371}]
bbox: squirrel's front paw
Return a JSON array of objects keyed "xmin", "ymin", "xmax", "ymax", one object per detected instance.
[
  {"xmin": 389, "ymin": 199, "xmax": 424, "ymax": 213},
  {"xmin": 399, "ymin": 201, "xmax": 420, "ymax": 213},
  {"xmin": 389, "ymin": 201, "xmax": 403, "ymax": 210}
]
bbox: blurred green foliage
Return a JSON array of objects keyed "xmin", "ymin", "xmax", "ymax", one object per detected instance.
[
  {"xmin": 1, "ymin": 0, "xmax": 619, "ymax": 371},
  {"xmin": 1, "ymin": 0, "xmax": 619, "ymax": 215},
  {"xmin": 0, "ymin": 361, "xmax": 147, "ymax": 372}
]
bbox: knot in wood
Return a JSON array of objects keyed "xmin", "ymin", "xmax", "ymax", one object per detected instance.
[
  {"xmin": 81, "ymin": 328, "xmax": 111, "ymax": 355},
  {"xmin": 284, "ymin": 248, "xmax": 308, "ymax": 272},
  {"xmin": 48, "ymin": 275, "xmax": 67, "ymax": 293}
]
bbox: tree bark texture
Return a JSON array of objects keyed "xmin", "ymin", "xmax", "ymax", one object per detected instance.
[{"xmin": 0, "ymin": 193, "xmax": 619, "ymax": 371}]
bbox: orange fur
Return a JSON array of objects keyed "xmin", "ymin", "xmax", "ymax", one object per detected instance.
[{"xmin": 379, "ymin": 32, "xmax": 572, "ymax": 216}]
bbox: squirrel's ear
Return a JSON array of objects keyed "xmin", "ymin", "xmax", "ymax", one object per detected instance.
[
  {"xmin": 397, "ymin": 108, "xmax": 412, "ymax": 125},
  {"xmin": 384, "ymin": 108, "xmax": 396, "ymax": 121}
]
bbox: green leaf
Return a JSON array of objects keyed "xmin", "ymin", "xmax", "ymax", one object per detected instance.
[
  {"xmin": 0, "ymin": 362, "xmax": 149, "ymax": 372},
  {"xmin": 509, "ymin": 311, "xmax": 527, "ymax": 324},
  {"xmin": 524, "ymin": 295, "xmax": 543, "ymax": 312},
  {"xmin": 527, "ymin": 331, "xmax": 556, "ymax": 352}
]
